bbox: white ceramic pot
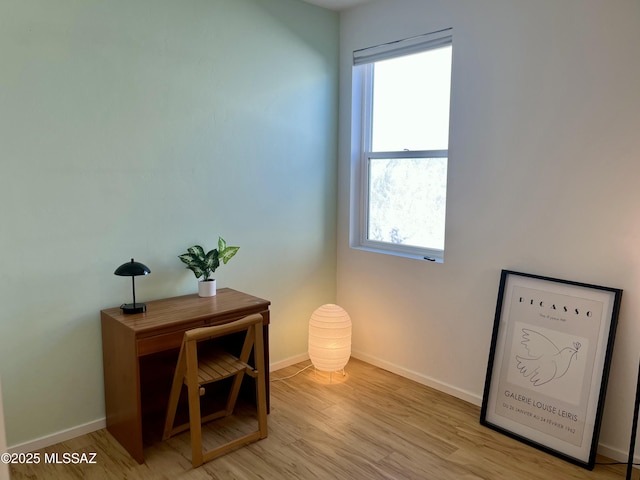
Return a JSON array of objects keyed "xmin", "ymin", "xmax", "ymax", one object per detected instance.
[{"xmin": 198, "ymin": 279, "xmax": 216, "ymax": 297}]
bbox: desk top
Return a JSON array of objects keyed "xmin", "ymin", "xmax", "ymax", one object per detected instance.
[{"xmin": 101, "ymin": 288, "xmax": 270, "ymax": 336}]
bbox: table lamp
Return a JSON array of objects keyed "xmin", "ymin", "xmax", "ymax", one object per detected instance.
[{"xmin": 114, "ymin": 258, "xmax": 150, "ymax": 314}]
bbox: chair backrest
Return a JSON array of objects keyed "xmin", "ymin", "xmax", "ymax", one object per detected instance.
[{"xmin": 184, "ymin": 313, "xmax": 264, "ymax": 344}]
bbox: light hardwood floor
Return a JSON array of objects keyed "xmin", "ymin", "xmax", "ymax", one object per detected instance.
[{"xmin": 10, "ymin": 359, "xmax": 627, "ymax": 479}]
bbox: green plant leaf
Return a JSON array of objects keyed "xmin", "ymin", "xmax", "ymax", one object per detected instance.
[
  {"xmin": 205, "ymin": 249, "xmax": 220, "ymax": 273},
  {"xmin": 191, "ymin": 266, "xmax": 205, "ymax": 279},
  {"xmin": 180, "ymin": 247, "xmax": 210, "ymax": 279},
  {"xmin": 187, "ymin": 245, "xmax": 206, "ymax": 260},
  {"xmin": 220, "ymin": 246, "xmax": 239, "ymax": 264},
  {"xmin": 218, "ymin": 237, "xmax": 226, "ymax": 252},
  {"xmin": 178, "ymin": 253, "xmax": 195, "ymax": 265}
]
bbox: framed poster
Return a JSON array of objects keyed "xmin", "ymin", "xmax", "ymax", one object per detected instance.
[{"xmin": 480, "ymin": 270, "xmax": 622, "ymax": 469}]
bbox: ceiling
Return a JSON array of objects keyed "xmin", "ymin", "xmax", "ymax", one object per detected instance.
[{"xmin": 302, "ymin": 0, "xmax": 372, "ymax": 11}]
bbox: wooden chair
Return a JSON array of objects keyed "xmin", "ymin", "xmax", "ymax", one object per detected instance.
[{"xmin": 162, "ymin": 313, "xmax": 268, "ymax": 467}]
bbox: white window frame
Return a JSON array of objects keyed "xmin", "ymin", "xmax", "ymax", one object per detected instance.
[{"xmin": 350, "ymin": 29, "xmax": 453, "ymax": 263}]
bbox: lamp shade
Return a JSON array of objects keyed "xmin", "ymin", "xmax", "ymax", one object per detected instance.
[
  {"xmin": 114, "ymin": 259, "xmax": 150, "ymax": 277},
  {"xmin": 308, "ymin": 304, "xmax": 352, "ymax": 372}
]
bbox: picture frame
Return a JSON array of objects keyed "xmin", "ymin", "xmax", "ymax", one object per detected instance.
[{"xmin": 480, "ymin": 270, "xmax": 623, "ymax": 469}]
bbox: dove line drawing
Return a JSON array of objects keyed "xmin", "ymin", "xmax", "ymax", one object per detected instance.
[{"xmin": 515, "ymin": 328, "xmax": 581, "ymax": 387}]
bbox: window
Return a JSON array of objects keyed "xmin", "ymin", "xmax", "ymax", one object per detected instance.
[{"xmin": 351, "ymin": 29, "xmax": 452, "ymax": 262}]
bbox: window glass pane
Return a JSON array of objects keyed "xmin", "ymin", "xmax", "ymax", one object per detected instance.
[
  {"xmin": 367, "ymin": 157, "xmax": 447, "ymax": 250},
  {"xmin": 371, "ymin": 46, "xmax": 452, "ymax": 152}
]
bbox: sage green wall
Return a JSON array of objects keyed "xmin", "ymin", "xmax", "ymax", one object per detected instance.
[{"xmin": 0, "ymin": 0, "xmax": 338, "ymax": 446}]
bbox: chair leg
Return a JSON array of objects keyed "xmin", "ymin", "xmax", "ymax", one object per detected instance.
[
  {"xmin": 187, "ymin": 381, "xmax": 204, "ymax": 467},
  {"xmin": 226, "ymin": 370, "xmax": 245, "ymax": 416},
  {"xmin": 225, "ymin": 327, "xmax": 254, "ymax": 415},
  {"xmin": 254, "ymin": 324, "xmax": 268, "ymax": 439},
  {"xmin": 163, "ymin": 347, "xmax": 186, "ymax": 440},
  {"xmin": 185, "ymin": 341, "xmax": 204, "ymax": 468}
]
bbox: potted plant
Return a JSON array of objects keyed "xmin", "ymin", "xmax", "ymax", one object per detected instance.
[{"xmin": 178, "ymin": 237, "xmax": 239, "ymax": 297}]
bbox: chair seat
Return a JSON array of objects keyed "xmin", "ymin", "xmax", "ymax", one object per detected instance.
[{"xmin": 194, "ymin": 350, "xmax": 251, "ymax": 385}]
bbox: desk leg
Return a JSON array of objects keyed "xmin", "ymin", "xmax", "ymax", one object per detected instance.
[{"xmin": 101, "ymin": 316, "xmax": 145, "ymax": 464}]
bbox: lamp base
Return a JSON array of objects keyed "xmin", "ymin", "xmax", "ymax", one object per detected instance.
[{"xmin": 120, "ymin": 303, "xmax": 146, "ymax": 314}]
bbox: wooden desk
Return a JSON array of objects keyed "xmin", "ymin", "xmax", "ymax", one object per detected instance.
[{"xmin": 101, "ymin": 288, "xmax": 270, "ymax": 464}]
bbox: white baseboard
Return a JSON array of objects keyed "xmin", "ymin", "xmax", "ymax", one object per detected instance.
[
  {"xmin": 351, "ymin": 350, "xmax": 482, "ymax": 406},
  {"xmin": 270, "ymin": 353, "xmax": 310, "ymax": 372},
  {"xmin": 8, "ymin": 418, "xmax": 105, "ymax": 454},
  {"xmin": 597, "ymin": 442, "xmax": 631, "ymax": 465}
]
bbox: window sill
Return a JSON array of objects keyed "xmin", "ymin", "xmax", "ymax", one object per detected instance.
[{"xmin": 350, "ymin": 245, "xmax": 444, "ymax": 264}]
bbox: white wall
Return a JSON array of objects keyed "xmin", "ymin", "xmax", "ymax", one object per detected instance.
[
  {"xmin": 337, "ymin": 0, "xmax": 640, "ymax": 460},
  {"xmin": 0, "ymin": 0, "xmax": 338, "ymax": 447}
]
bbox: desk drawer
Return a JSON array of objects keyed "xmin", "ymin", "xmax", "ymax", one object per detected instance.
[{"xmin": 137, "ymin": 322, "xmax": 205, "ymax": 356}]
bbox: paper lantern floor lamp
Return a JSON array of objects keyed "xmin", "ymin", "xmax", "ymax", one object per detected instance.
[{"xmin": 308, "ymin": 304, "xmax": 352, "ymax": 380}]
